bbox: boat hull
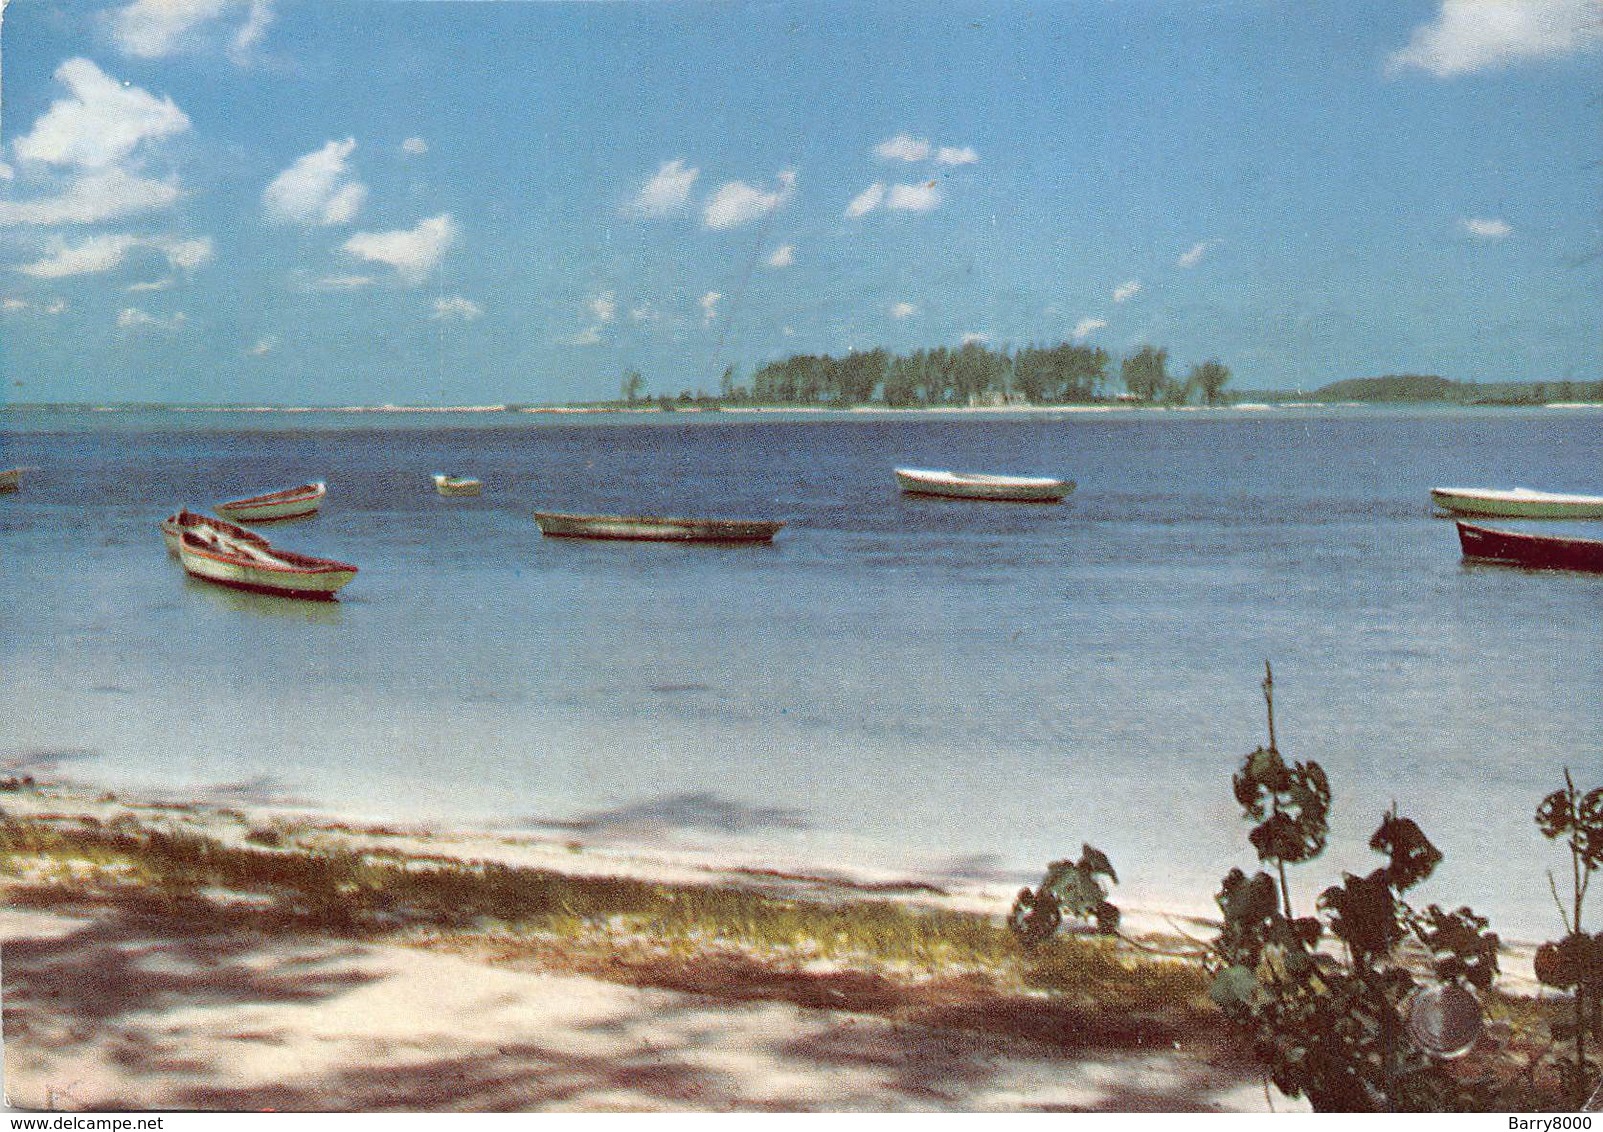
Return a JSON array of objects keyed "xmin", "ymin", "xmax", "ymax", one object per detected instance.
[
  {"xmin": 433, "ymin": 475, "xmax": 482, "ymax": 497},
  {"xmin": 177, "ymin": 531, "xmax": 358, "ymax": 599},
  {"xmin": 1456, "ymin": 521, "xmax": 1603, "ymax": 574},
  {"xmin": 533, "ymin": 511, "xmax": 783, "ymax": 543},
  {"xmin": 1431, "ymin": 487, "xmax": 1603, "ymax": 520},
  {"xmin": 895, "ymin": 467, "xmax": 1074, "ymax": 502},
  {"xmin": 215, "ymin": 482, "xmax": 326, "ymax": 522}
]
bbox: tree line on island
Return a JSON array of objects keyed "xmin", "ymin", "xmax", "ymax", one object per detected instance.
[
  {"xmin": 617, "ymin": 344, "xmax": 1603, "ymax": 411},
  {"xmin": 621, "ymin": 341, "xmax": 1232, "ymax": 409}
]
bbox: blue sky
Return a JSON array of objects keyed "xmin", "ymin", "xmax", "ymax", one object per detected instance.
[{"xmin": 1, "ymin": 0, "xmax": 1599, "ymax": 405}]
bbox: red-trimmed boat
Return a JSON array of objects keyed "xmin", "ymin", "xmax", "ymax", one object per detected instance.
[
  {"xmin": 215, "ymin": 481, "xmax": 326, "ymax": 522},
  {"xmin": 1456, "ymin": 521, "xmax": 1603, "ymax": 574},
  {"xmin": 176, "ymin": 526, "xmax": 358, "ymax": 600}
]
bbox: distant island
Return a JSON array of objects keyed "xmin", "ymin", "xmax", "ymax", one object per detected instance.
[
  {"xmin": 1282, "ymin": 373, "xmax": 1603, "ymax": 405},
  {"xmin": 616, "ymin": 346, "xmax": 1601, "ymax": 411}
]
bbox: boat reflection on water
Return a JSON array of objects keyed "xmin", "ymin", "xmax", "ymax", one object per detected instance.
[{"xmin": 181, "ymin": 572, "xmax": 344, "ymax": 624}]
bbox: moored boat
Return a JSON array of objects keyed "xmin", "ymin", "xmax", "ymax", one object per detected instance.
[
  {"xmin": 1455, "ymin": 521, "xmax": 1603, "ymax": 574},
  {"xmin": 894, "ymin": 466, "xmax": 1075, "ymax": 503},
  {"xmin": 0, "ymin": 467, "xmax": 25, "ymax": 493},
  {"xmin": 533, "ymin": 511, "xmax": 784, "ymax": 543},
  {"xmin": 432, "ymin": 473, "xmax": 482, "ymax": 497},
  {"xmin": 1430, "ymin": 486, "xmax": 1603, "ymax": 520},
  {"xmin": 176, "ymin": 527, "xmax": 359, "ymax": 599},
  {"xmin": 160, "ymin": 508, "xmax": 271, "ymax": 556},
  {"xmin": 215, "ymin": 481, "xmax": 326, "ymax": 522}
]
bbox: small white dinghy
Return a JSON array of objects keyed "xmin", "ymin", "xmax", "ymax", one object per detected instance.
[
  {"xmin": 215, "ymin": 481, "xmax": 326, "ymax": 522},
  {"xmin": 1430, "ymin": 486, "xmax": 1603, "ymax": 520},
  {"xmin": 894, "ymin": 466, "xmax": 1075, "ymax": 503},
  {"xmin": 432, "ymin": 473, "xmax": 482, "ymax": 497}
]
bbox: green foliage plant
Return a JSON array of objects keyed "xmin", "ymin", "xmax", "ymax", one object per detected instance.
[
  {"xmin": 1207, "ymin": 664, "xmax": 1502, "ymax": 1111},
  {"xmin": 1533, "ymin": 769, "xmax": 1603, "ymax": 1107},
  {"xmin": 1007, "ymin": 844, "xmax": 1120, "ymax": 946}
]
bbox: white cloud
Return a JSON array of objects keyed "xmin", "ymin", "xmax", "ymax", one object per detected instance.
[
  {"xmin": 845, "ymin": 182, "xmax": 885, "ymax": 218},
  {"xmin": 767, "ymin": 244, "xmax": 795, "ymax": 268},
  {"xmin": 263, "ymin": 138, "xmax": 367, "ymax": 226},
  {"xmin": 1388, "ymin": 0, "xmax": 1603, "ymax": 76},
  {"xmin": 630, "ymin": 303, "xmax": 659, "ymax": 323},
  {"xmin": 44, "ymin": 299, "xmax": 68, "ymax": 315},
  {"xmin": 128, "ymin": 278, "xmax": 172, "ymax": 292},
  {"xmin": 15, "ymin": 232, "xmax": 212, "ymax": 279},
  {"xmin": 116, "ymin": 306, "xmax": 187, "ymax": 332},
  {"xmin": 961, "ymin": 332, "xmax": 989, "ymax": 346},
  {"xmin": 700, "ymin": 290, "xmax": 722, "ymax": 325},
  {"xmin": 163, "ymin": 237, "xmax": 213, "ymax": 270},
  {"xmin": 249, "ymin": 336, "xmax": 277, "ymax": 356},
  {"xmin": 569, "ymin": 326, "xmax": 602, "ymax": 347},
  {"xmin": 3, "ymin": 298, "xmax": 31, "ymax": 313},
  {"xmin": 886, "ymin": 182, "xmax": 942, "ymax": 212},
  {"xmin": 702, "ymin": 170, "xmax": 795, "ymax": 231},
  {"xmin": 1178, "ymin": 240, "xmax": 1218, "ymax": 268},
  {"xmin": 109, "ymin": 0, "xmax": 274, "ymax": 62},
  {"xmin": 875, "ymin": 134, "xmax": 932, "ymax": 162},
  {"xmin": 891, "ymin": 301, "xmax": 918, "ymax": 320},
  {"xmin": 229, "ymin": 0, "xmax": 274, "ymax": 61},
  {"xmin": 342, "ymin": 213, "xmax": 456, "ymax": 284},
  {"xmin": 401, "ymin": 137, "xmax": 429, "ymax": 157},
  {"xmin": 111, "ymin": 0, "xmax": 227, "ymax": 57},
  {"xmin": 431, "ymin": 296, "xmax": 483, "ymax": 321},
  {"xmin": 16, "ymin": 234, "xmax": 140, "ymax": 278},
  {"xmin": 1113, "ymin": 280, "xmax": 1142, "ymax": 303},
  {"xmin": 11, "ymin": 58, "xmax": 190, "ymax": 170},
  {"xmin": 0, "ymin": 163, "xmax": 14, "ymax": 181},
  {"xmin": 935, "ymin": 146, "xmax": 979, "ymax": 166},
  {"xmin": 1072, "ymin": 318, "xmax": 1107, "ymax": 341},
  {"xmin": 1462, "ymin": 216, "xmax": 1514, "ymax": 239},
  {"xmin": 0, "ymin": 168, "xmax": 181, "ymax": 226},
  {"xmin": 628, "ymin": 158, "xmax": 699, "ymax": 218},
  {"xmin": 588, "ymin": 291, "xmax": 617, "ymax": 323},
  {"xmin": 315, "ymin": 274, "xmax": 375, "ymax": 290}
]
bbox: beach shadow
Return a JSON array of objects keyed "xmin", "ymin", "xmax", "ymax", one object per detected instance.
[
  {"xmin": 3, "ymin": 892, "xmax": 381, "ymax": 1108},
  {"xmin": 532, "ymin": 791, "xmax": 811, "ymax": 836}
]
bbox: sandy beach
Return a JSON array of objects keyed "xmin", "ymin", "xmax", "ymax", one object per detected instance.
[{"xmin": 0, "ymin": 782, "xmax": 1314, "ymax": 1113}]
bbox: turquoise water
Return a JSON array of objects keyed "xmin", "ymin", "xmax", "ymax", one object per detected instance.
[{"xmin": 2, "ymin": 404, "xmax": 1600, "ymax": 938}]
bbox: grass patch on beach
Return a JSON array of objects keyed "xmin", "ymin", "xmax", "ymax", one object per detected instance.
[{"xmin": 0, "ymin": 807, "xmax": 1207, "ymax": 1018}]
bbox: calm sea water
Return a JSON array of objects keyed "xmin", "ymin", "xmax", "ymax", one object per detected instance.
[{"xmin": 2, "ymin": 405, "xmax": 1600, "ymax": 939}]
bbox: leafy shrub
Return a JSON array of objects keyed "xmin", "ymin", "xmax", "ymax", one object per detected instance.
[
  {"xmin": 1008, "ymin": 845, "xmax": 1120, "ymax": 945},
  {"xmin": 1533, "ymin": 769, "xmax": 1603, "ymax": 1108},
  {"xmin": 1206, "ymin": 665, "xmax": 1502, "ymax": 1111}
]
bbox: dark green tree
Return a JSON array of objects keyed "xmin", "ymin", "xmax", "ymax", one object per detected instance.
[
  {"xmin": 1191, "ymin": 359, "xmax": 1232, "ymax": 405},
  {"xmin": 1121, "ymin": 345, "xmax": 1169, "ymax": 402}
]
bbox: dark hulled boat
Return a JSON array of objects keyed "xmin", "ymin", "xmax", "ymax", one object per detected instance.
[{"xmin": 1456, "ymin": 521, "xmax": 1603, "ymax": 574}]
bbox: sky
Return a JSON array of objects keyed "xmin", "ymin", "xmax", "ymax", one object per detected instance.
[{"xmin": 1, "ymin": 0, "xmax": 1600, "ymax": 406}]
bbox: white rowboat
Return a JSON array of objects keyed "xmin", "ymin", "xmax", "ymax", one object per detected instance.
[
  {"xmin": 533, "ymin": 511, "xmax": 784, "ymax": 543},
  {"xmin": 176, "ymin": 527, "xmax": 358, "ymax": 600},
  {"xmin": 1430, "ymin": 487, "xmax": 1603, "ymax": 520},
  {"xmin": 894, "ymin": 466, "xmax": 1075, "ymax": 503},
  {"xmin": 433, "ymin": 473, "xmax": 482, "ymax": 497},
  {"xmin": 215, "ymin": 481, "xmax": 326, "ymax": 522}
]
